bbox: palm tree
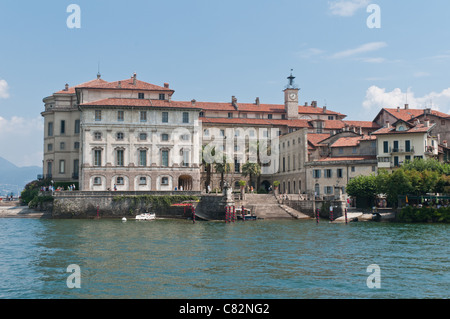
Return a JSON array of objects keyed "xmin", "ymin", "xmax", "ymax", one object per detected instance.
[
  {"xmin": 241, "ymin": 162, "xmax": 261, "ymax": 190},
  {"xmin": 214, "ymin": 155, "xmax": 231, "ymax": 191}
]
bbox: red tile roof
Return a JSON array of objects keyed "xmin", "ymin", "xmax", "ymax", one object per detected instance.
[
  {"xmin": 372, "ymin": 123, "xmax": 433, "ymax": 135},
  {"xmin": 331, "ymin": 135, "xmax": 376, "ymax": 148},
  {"xmin": 84, "ymin": 78, "xmax": 174, "ymax": 92},
  {"xmin": 80, "ymin": 98, "xmax": 200, "ymax": 109},
  {"xmin": 383, "ymin": 108, "xmax": 449, "ymax": 121},
  {"xmin": 54, "ymin": 78, "xmax": 108, "ymax": 94},
  {"xmin": 307, "ymin": 134, "xmax": 330, "ymax": 146},
  {"xmin": 343, "ymin": 120, "xmax": 381, "ymax": 128},
  {"xmin": 199, "ymin": 117, "xmax": 311, "ymax": 128}
]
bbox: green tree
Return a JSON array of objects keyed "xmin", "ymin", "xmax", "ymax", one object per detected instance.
[
  {"xmin": 214, "ymin": 154, "xmax": 231, "ymax": 191},
  {"xmin": 346, "ymin": 174, "xmax": 378, "ymax": 208},
  {"xmin": 384, "ymin": 168, "xmax": 413, "ymax": 207},
  {"xmin": 241, "ymin": 162, "xmax": 261, "ymax": 188}
]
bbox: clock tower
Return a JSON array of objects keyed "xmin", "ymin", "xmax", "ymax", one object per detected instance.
[{"xmin": 284, "ymin": 71, "xmax": 299, "ymax": 120}]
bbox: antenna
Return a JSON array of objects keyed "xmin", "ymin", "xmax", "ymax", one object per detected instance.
[{"xmin": 97, "ymin": 61, "xmax": 101, "ymax": 79}]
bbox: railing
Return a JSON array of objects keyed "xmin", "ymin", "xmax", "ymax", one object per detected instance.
[{"xmin": 390, "ymin": 146, "xmax": 415, "ymax": 154}]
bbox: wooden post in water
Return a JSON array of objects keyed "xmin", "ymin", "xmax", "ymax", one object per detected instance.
[
  {"xmin": 241, "ymin": 205, "xmax": 245, "ymax": 222},
  {"xmin": 345, "ymin": 208, "xmax": 348, "ymax": 225},
  {"xmin": 192, "ymin": 204, "xmax": 196, "ymax": 224},
  {"xmin": 316, "ymin": 208, "xmax": 319, "ymax": 224},
  {"xmin": 232, "ymin": 206, "xmax": 236, "ymax": 222}
]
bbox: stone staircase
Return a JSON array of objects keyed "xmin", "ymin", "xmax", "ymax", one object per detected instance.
[{"xmin": 239, "ymin": 194, "xmax": 310, "ymax": 220}]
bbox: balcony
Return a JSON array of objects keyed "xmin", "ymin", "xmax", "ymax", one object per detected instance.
[{"xmin": 390, "ymin": 146, "xmax": 414, "ymax": 154}]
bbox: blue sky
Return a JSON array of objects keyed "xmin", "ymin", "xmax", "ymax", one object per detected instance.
[{"xmin": 0, "ymin": 0, "xmax": 450, "ymax": 167}]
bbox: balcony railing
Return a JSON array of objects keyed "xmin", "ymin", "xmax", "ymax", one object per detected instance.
[{"xmin": 390, "ymin": 146, "xmax": 415, "ymax": 154}]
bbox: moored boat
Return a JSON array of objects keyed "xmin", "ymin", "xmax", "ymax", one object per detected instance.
[{"xmin": 135, "ymin": 213, "xmax": 156, "ymax": 221}]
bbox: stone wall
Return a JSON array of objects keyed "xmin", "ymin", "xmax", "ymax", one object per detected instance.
[
  {"xmin": 282, "ymin": 199, "xmax": 347, "ymax": 219},
  {"xmin": 51, "ymin": 191, "xmax": 202, "ymax": 219}
]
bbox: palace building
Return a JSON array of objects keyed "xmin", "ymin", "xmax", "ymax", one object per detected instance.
[{"xmin": 41, "ymin": 72, "xmax": 385, "ymax": 193}]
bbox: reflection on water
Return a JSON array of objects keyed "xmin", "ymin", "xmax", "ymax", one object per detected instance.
[{"xmin": 0, "ymin": 218, "xmax": 448, "ymax": 299}]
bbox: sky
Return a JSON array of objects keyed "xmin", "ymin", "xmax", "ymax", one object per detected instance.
[{"xmin": 0, "ymin": 0, "xmax": 450, "ymax": 167}]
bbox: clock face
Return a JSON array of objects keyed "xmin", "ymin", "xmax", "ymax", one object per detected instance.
[{"xmin": 289, "ymin": 93, "xmax": 297, "ymax": 100}]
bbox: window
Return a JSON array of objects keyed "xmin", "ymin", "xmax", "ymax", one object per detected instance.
[
  {"xmin": 60, "ymin": 142, "xmax": 65, "ymax": 150},
  {"xmin": 159, "ymin": 94, "xmax": 165, "ymax": 100},
  {"xmin": 47, "ymin": 162, "xmax": 52, "ymax": 177},
  {"xmin": 94, "ymin": 132, "xmax": 102, "ymax": 140},
  {"xmin": 313, "ymin": 169, "xmax": 321, "ymax": 178},
  {"xmin": 393, "ymin": 141, "xmax": 399, "ymax": 152},
  {"xmin": 93, "ymin": 177, "xmax": 102, "ymax": 185},
  {"xmin": 162, "ymin": 112, "xmax": 168, "ymax": 123},
  {"xmin": 405, "ymin": 155, "xmax": 411, "ymax": 163},
  {"xmin": 48, "ymin": 144, "xmax": 53, "ymax": 151},
  {"xmin": 268, "ymin": 114, "xmax": 273, "ymax": 119},
  {"xmin": 95, "ymin": 110, "xmax": 102, "ymax": 121},
  {"xmin": 383, "ymin": 141, "xmax": 389, "ymax": 153},
  {"xmin": 220, "ymin": 129, "xmax": 225, "ymax": 137},
  {"xmin": 138, "ymin": 93, "xmax": 145, "ymax": 99},
  {"xmin": 139, "ymin": 133, "xmax": 147, "ymax": 141},
  {"xmin": 140, "ymin": 111, "xmax": 147, "ymax": 122},
  {"xmin": 339, "ymin": 148, "xmax": 344, "ymax": 154},
  {"xmin": 394, "ymin": 156, "xmax": 399, "ymax": 167},
  {"xmin": 372, "ymin": 166, "xmax": 376, "ymax": 172},
  {"xmin": 161, "ymin": 177, "xmax": 169, "ymax": 185},
  {"xmin": 328, "ymin": 116, "xmax": 334, "ymax": 120},
  {"xmin": 324, "ymin": 186, "xmax": 333, "ymax": 194},
  {"xmin": 60, "ymin": 120, "xmax": 65, "ymax": 134},
  {"xmin": 74, "ymin": 142, "xmax": 80, "ymax": 149},
  {"xmin": 203, "ymin": 129, "xmax": 209, "ymax": 136},
  {"xmin": 199, "ymin": 112, "xmax": 204, "ymax": 117},
  {"xmin": 59, "ymin": 160, "xmax": 65, "ymax": 174},
  {"xmin": 116, "ymin": 177, "xmax": 124, "ymax": 185},
  {"xmin": 325, "ymin": 169, "xmax": 332, "ymax": 178},
  {"xmin": 352, "ymin": 147, "xmax": 357, "ymax": 154},
  {"xmin": 282, "ymin": 157, "xmax": 286, "ymax": 172},
  {"xmin": 228, "ymin": 112, "xmax": 233, "ymax": 119},
  {"xmin": 74, "ymin": 120, "xmax": 80, "ymax": 134},
  {"xmin": 139, "ymin": 150, "xmax": 147, "ymax": 166},
  {"xmin": 241, "ymin": 113, "xmax": 247, "ymax": 118},
  {"xmin": 116, "ymin": 132, "xmax": 124, "ymax": 140},
  {"xmin": 180, "ymin": 134, "xmax": 190, "ymax": 141},
  {"xmin": 139, "ymin": 177, "xmax": 147, "ymax": 185},
  {"xmin": 48, "ymin": 122, "xmax": 53, "ymax": 137},
  {"xmin": 161, "ymin": 150, "xmax": 169, "ymax": 167},
  {"xmin": 161, "ymin": 133, "xmax": 169, "ymax": 141},
  {"xmin": 351, "ymin": 166, "xmax": 355, "ymax": 172},
  {"xmin": 116, "ymin": 149, "xmax": 124, "ymax": 166},
  {"xmin": 405, "ymin": 140, "xmax": 411, "ymax": 152},
  {"xmin": 182, "ymin": 112, "xmax": 189, "ymax": 123},
  {"xmin": 94, "ymin": 150, "xmax": 102, "ymax": 166},
  {"xmin": 337, "ymin": 168, "xmax": 343, "ymax": 178},
  {"xmin": 183, "ymin": 150, "xmax": 190, "ymax": 167},
  {"xmin": 281, "ymin": 114, "xmax": 286, "ymax": 120},
  {"xmin": 117, "ymin": 110, "xmax": 124, "ymax": 122},
  {"xmin": 234, "ymin": 159, "xmax": 240, "ymax": 173}
]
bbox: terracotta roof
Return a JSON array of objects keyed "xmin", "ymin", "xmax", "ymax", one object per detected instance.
[
  {"xmin": 331, "ymin": 135, "xmax": 376, "ymax": 148},
  {"xmin": 199, "ymin": 117, "xmax": 311, "ymax": 128},
  {"xmin": 383, "ymin": 108, "xmax": 449, "ymax": 121},
  {"xmin": 343, "ymin": 120, "xmax": 381, "ymax": 128},
  {"xmin": 79, "ymin": 98, "xmax": 200, "ymax": 109},
  {"xmin": 54, "ymin": 78, "xmax": 108, "ymax": 94},
  {"xmin": 307, "ymin": 134, "xmax": 330, "ymax": 147},
  {"xmin": 317, "ymin": 156, "xmax": 376, "ymax": 162},
  {"xmin": 83, "ymin": 78, "xmax": 174, "ymax": 92},
  {"xmin": 372, "ymin": 123, "xmax": 434, "ymax": 135}
]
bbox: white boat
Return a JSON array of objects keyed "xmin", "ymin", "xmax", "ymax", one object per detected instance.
[{"xmin": 135, "ymin": 213, "xmax": 156, "ymax": 221}]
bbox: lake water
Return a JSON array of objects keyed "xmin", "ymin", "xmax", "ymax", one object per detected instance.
[{"xmin": 0, "ymin": 218, "xmax": 448, "ymax": 299}]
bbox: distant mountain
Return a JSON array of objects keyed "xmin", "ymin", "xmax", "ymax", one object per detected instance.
[{"xmin": 0, "ymin": 157, "xmax": 42, "ymax": 194}]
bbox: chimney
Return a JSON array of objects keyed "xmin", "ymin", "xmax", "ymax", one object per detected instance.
[
  {"xmin": 118, "ymin": 81, "xmax": 122, "ymax": 88},
  {"xmin": 323, "ymin": 106, "xmax": 327, "ymax": 113},
  {"xmin": 305, "ymin": 102, "xmax": 308, "ymax": 106},
  {"xmin": 424, "ymin": 108, "xmax": 431, "ymax": 115},
  {"xmin": 397, "ymin": 107, "xmax": 400, "ymax": 112},
  {"xmin": 164, "ymin": 83, "xmax": 169, "ymax": 88},
  {"xmin": 231, "ymin": 96, "xmax": 238, "ymax": 108},
  {"xmin": 404, "ymin": 103, "xmax": 409, "ymax": 110},
  {"xmin": 255, "ymin": 97, "xmax": 260, "ymax": 106},
  {"xmin": 132, "ymin": 72, "xmax": 137, "ymax": 85},
  {"xmin": 191, "ymin": 99, "xmax": 196, "ymax": 106},
  {"xmin": 424, "ymin": 118, "xmax": 430, "ymax": 127},
  {"xmin": 311, "ymin": 101, "xmax": 317, "ymax": 108},
  {"xmin": 359, "ymin": 127, "xmax": 363, "ymax": 135},
  {"xmin": 64, "ymin": 83, "xmax": 69, "ymax": 91}
]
